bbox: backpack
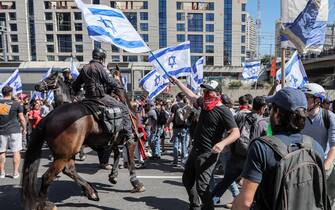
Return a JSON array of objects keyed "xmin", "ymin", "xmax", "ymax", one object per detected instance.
[
  {"xmin": 322, "ymin": 108, "xmax": 330, "ymax": 130},
  {"xmin": 254, "ymin": 135, "xmax": 330, "ymax": 210},
  {"xmin": 232, "ymin": 112, "xmax": 258, "ymax": 157},
  {"xmin": 156, "ymin": 109, "xmax": 168, "ymax": 126},
  {"xmin": 174, "ymin": 104, "xmax": 190, "ymax": 126}
]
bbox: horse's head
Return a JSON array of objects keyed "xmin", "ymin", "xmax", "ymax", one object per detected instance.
[{"xmin": 35, "ymin": 71, "xmax": 60, "ymax": 92}]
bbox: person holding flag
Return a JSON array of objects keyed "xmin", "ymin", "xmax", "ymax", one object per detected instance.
[{"xmin": 169, "ymin": 76, "xmax": 240, "ymax": 210}]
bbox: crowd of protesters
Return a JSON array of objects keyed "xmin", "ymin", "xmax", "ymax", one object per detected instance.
[{"xmin": 1, "ymin": 76, "xmax": 335, "ymax": 209}]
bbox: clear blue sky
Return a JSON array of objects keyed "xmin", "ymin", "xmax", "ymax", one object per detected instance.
[{"xmin": 246, "ymin": 0, "xmax": 335, "ymax": 56}]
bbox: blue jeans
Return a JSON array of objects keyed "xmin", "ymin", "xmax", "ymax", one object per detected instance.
[
  {"xmin": 172, "ymin": 128, "xmax": 188, "ymax": 164},
  {"xmin": 150, "ymin": 126, "xmax": 163, "ymax": 157}
]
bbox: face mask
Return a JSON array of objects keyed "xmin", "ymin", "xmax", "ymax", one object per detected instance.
[{"xmin": 203, "ymin": 92, "xmax": 220, "ymax": 111}]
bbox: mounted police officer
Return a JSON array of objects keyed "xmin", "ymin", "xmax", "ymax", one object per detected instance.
[{"xmin": 72, "ymin": 48, "xmax": 134, "ymax": 142}]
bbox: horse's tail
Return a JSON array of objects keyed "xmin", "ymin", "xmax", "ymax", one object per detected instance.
[{"xmin": 21, "ymin": 124, "xmax": 45, "ymax": 210}]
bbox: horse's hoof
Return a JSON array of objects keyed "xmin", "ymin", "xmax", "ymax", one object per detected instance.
[
  {"xmin": 87, "ymin": 192, "xmax": 100, "ymax": 201},
  {"xmin": 36, "ymin": 201, "xmax": 57, "ymax": 210},
  {"xmin": 78, "ymin": 155, "xmax": 87, "ymax": 161},
  {"xmin": 131, "ymin": 185, "xmax": 146, "ymax": 193},
  {"xmin": 109, "ymin": 176, "xmax": 117, "ymax": 184}
]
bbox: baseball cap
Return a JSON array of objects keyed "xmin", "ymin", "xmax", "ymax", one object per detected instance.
[
  {"xmin": 62, "ymin": 68, "xmax": 71, "ymax": 73},
  {"xmin": 200, "ymin": 80, "xmax": 222, "ymax": 93},
  {"xmin": 266, "ymin": 87, "xmax": 307, "ymax": 112}
]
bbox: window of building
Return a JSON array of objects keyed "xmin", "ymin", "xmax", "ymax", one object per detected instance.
[
  {"xmin": 140, "ymin": 12, "xmax": 148, "ymax": 20},
  {"xmin": 139, "ymin": 55, "xmax": 148, "ymax": 62},
  {"xmin": 206, "ymin": 24, "xmax": 214, "ymax": 32},
  {"xmin": 10, "ymin": 34, "xmax": 18, "ymax": 42},
  {"xmin": 206, "ymin": 35, "xmax": 214, "ymax": 43},
  {"xmin": 45, "ymin": 12, "xmax": 52, "ymax": 20},
  {"xmin": 206, "ymin": 45, "xmax": 214, "ymax": 53},
  {"xmin": 12, "ymin": 56, "xmax": 19, "ymax": 61},
  {"xmin": 46, "ymin": 23, "xmax": 53, "ymax": 31},
  {"xmin": 57, "ymin": 35, "xmax": 72, "ymax": 52},
  {"xmin": 188, "ymin": 35, "xmax": 203, "ymax": 53},
  {"xmin": 0, "ymin": 1, "xmax": 16, "ymax": 9},
  {"xmin": 11, "ymin": 45, "xmax": 18, "ymax": 53},
  {"xmin": 74, "ymin": 12, "xmax": 82, "ymax": 20},
  {"xmin": 241, "ymin": 46, "xmax": 246, "ymax": 54},
  {"xmin": 76, "ymin": 44, "xmax": 83, "ymax": 53},
  {"xmin": 241, "ymin": 25, "xmax": 246, "ymax": 33},
  {"xmin": 242, "ymin": 14, "xmax": 246, "ymax": 22},
  {"xmin": 112, "ymin": 45, "xmax": 119, "ymax": 52},
  {"xmin": 177, "ymin": 34, "xmax": 185, "ymax": 42},
  {"xmin": 92, "ymin": 0, "xmax": 100, "ymax": 4},
  {"xmin": 141, "ymin": 34, "xmax": 148, "ymax": 42},
  {"xmin": 75, "ymin": 34, "xmax": 82, "ymax": 42},
  {"xmin": 47, "ymin": 44, "xmax": 54, "ymax": 53},
  {"xmin": 241, "ymin": 56, "xmax": 245, "ymax": 63},
  {"xmin": 110, "ymin": 1, "xmax": 115, "ymax": 8},
  {"xmin": 191, "ymin": 56, "xmax": 202, "ymax": 65},
  {"xmin": 112, "ymin": 56, "xmax": 120, "ymax": 62},
  {"xmin": 159, "ymin": 0, "xmax": 167, "ymax": 48},
  {"xmin": 10, "ymin": 24, "xmax": 17, "ymax": 31},
  {"xmin": 123, "ymin": 55, "xmax": 138, "ymax": 62},
  {"xmin": 143, "ymin": 1, "xmax": 148, "ymax": 9},
  {"xmin": 176, "ymin": 2, "xmax": 183, "ymax": 10},
  {"xmin": 58, "ymin": 56, "xmax": 68, "ymax": 61},
  {"xmin": 47, "ymin": 55, "xmax": 55, "ymax": 61},
  {"xmin": 242, "ymin": 3, "xmax": 246, "ymax": 11},
  {"xmin": 94, "ymin": 40, "xmax": 101, "ymax": 49},
  {"xmin": 76, "ymin": 56, "xmax": 83, "ymax": 62},
  {"xmin": 188, "ymin": 13, "xmax": 203, "ymax": 32},
  {"xmin": 206, "ymin": 13, "xmax": 214, "ymax": 21},
  {"xmin": 177, "ymin": 23, "xmax": 185, "ymax": 31},
  {"xmin": 241, "ymin": 35, "xmax": 245, "ymax": 43},
  {"xmin": 9, "ymin": 12, "xmax": 16, "ymax": 20},
  {"xmin": 46, "ymin": 34, "xmax": 54, "ymax": 42},
  {"xmin": 206, "ymin": 56, "xmax": 214, "ymax": 65},
  {"xmin": 176, "ymin": 13, "xmax": 185, "ymax": 21},
  {"xmin": 75, "ymin": 23, "xmax": 82, "ymax": 31},
  {"xmin": 124, "ymin": 12, "xmax": 137, "ymax": 30},
  {"xmin": 140, "ymin": 23, "xmax": 148, "ymax": 31},
  {"xmin": 44, "ymin": 1, "xmax": 51, "ymax": 9},
  {"xmin": 207, "ymin": 2, "xmax": 214, "ymax": 10},
  {"xmin": 57, "ymin": 12, "xmax": 71, "ymax": 31}
]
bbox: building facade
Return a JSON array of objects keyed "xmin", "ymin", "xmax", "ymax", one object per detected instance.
[
  {"xmin": 0, "ymin": 0, "xmax": 30, "ymax": 61},
  {"xmin": 1, "ymin": 0, "xmax": 247, "ymax": 67},
  {"xmin": 245, "ymin": 13, "xmax": 256, "ymax": 60}
]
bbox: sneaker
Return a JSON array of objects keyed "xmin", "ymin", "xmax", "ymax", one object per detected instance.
[
  {"xmin": 223, "ymin": 202, "xmax": 233, "ymax": 209},
  {"xmin": 0, "ymin": 171, "xmax": 5, "ymax": 179},
  {"xmin": 100, "ymin": 164, "xmax": 113, "ymax": 170},
  {"xmin": 12, "ymin": 173, "xmax": 20, "ymax": 179}
]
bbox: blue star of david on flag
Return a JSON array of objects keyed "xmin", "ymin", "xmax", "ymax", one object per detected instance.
[
  {"xmin": 149, "ymin": 41, "xmax": 191, "ymax": 78},
  {"xmin": 139, "ymin": 69, "xmax": 169, "ymax": 100}
]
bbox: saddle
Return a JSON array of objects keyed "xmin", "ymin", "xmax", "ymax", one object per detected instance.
[{"xmin": 82, "ymin": 99, "xmax": 123, "ymax": 134}]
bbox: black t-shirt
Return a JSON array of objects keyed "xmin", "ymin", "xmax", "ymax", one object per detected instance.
[
  {"xmin": 193, "ymin": 97, "xmax": 237, "ymax": 153},
  {"xmin": 242, "ymin": 133, "xmax": 325, "ymax": 209},
  {"xmin": 0, "ymin": 99, "xmax": 23, "ymax": 135}
]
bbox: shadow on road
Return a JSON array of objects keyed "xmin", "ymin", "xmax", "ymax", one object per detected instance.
[
  {"xmin": 57, "ymin": 202, "xmax": 121, "ymax": 210},
  {"xmin": 124, "ymin": 196, "xmax": 188, "ymax": 210},
  {"xmin": 163, "ymin": 180, "xmax": 184, "ymax": 187},
  {"xmin": 0, "ymin": 184, "xmax": 24, "ymax": 210},
  {"xmin": 145, "ymin": 159, "xmax": 184, "ymax": 173}
]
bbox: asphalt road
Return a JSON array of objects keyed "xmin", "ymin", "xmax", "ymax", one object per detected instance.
[{"xmin": 0, "ymin": 145, "xmax": 232, "ymax": 210}]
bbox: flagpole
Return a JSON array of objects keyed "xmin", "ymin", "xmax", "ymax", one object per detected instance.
[
  {"xmin": 149, "ymin": 51, "xmax": 171, "ymax": 77},
  {"xmin": 281, "ymin": 48, "xmax": 286, "ymax": 88}
]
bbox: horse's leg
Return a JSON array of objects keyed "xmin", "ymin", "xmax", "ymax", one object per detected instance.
[
  {"xmin": 39, "ymin": 159, "xmax": 67, "ymax": 199},
  {"xmin": 126, "ymin": 142, "xmax": 145, "ymax": 193},
  {"xmin": 62, "ymin": 158, "xmax": 99, "ymax": 201},
  {"xmin": 108, "ymin": 145, "xmax": 120, "ymax": 184}
]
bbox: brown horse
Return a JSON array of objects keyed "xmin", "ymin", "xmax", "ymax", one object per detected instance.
[{"xmin": 22, "ymin": 72, "xmax": 144, "ymax": 210}]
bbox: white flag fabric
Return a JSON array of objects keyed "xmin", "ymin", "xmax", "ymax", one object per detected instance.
[
  {"xmin": 31, "ymin": 67, "xmax": 54, "ymax": 103},
  {"xmin": 281, "ymin": 0, "xmax": 328, "ymax": 52},
  {"xmin": 242, "ymin": 61, "xmax": 261, "ymax": 81},
  {"xmin": 70, "ymin": 58, "xmax": 80, "ymax": 78},
  {"xmin": 139, "ymin": 69, "xmax": 169, "ymax": 100},
  {"xmin": 121, "ymin": 76, "xmax": 128, "ymax": 92},
  {"xmin": 0, "ymin": 69, "xmax": 22, "ymax": 95},
  {"xmin": 276, "ymin": 51, "xmax": 308, "ymax": 89},
  {"xmin": 42, "ymin": 67, "xmax": 53, "ymax": 80},
  {"xmin": 75, "ymin": 0, "xmax": 150, "ymax": 53},
  {"xmin": 187, "ymin": 57, "xmax": 204, "ymax": 93},
  {"xmin": 149, "ymin": 41, "xmax": 192, "ymax": 78}
]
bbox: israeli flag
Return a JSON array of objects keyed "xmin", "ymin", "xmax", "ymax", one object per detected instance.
[
  {"xmin": 121, "ymin": 76, "xmax": 128, "ymax": 92},
  {"xmin": 0, "ymin": 69, "xmax": 22, "ymax": 95},
  {"xmin": 242, "ymin": 61, "xmax": 261, "ymax": 81},
  {"xmin": 149, "ymin": 41, "xmax": 192, "ymax": 78},
  {"xmin": 139, "ymin": 69, "xmax": 169, "ymax": 100},
  {"xmin": 42, "ymin": 67, "xmax": 53, "ymax": 80},
  {"xmin": 187, "ymin": 57, "xmax": 204, "ymax": 93},
  {"xmin": 281, "ymin": 0, "xmax": 328, "ymax": 52},
  {"xmin": 276, "ymin": 51, "xmax": 308, "ymax": 89},
  {"xmin": 70, "ymin": 58, "xmax": 80, "ymax": 78},
  {"xmin": 75, "ymin": 0, "xmax": 150, "ymax": 53}
]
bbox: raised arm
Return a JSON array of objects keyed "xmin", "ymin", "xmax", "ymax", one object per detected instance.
[{"xmin": 169, "ymin": 77, "xmax": 199, "ymax": 104}]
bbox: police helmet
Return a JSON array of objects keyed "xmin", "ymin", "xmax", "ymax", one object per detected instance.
[{"xmin": 92, "ymin": 48, "xmax": 107, "ymax": 60}]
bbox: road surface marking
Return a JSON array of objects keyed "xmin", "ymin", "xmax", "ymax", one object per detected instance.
[{"xmin": 137, "ymin": 175, "xmax": 182, "ymax": 179}]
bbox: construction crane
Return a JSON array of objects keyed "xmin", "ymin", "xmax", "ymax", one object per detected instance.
[{"xmin": 256, "ymin": 0, "xmax": 261, "ymax": 58}]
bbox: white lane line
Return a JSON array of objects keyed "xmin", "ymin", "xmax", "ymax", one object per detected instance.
[{"xmin": 137, "ymin": 175, "xmax": 182, "ymax": 179}]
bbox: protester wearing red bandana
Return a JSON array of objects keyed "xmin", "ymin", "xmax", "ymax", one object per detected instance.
[{"xmin": 169, "ymin": 77, "xmax": 240, "ymax": 210}]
